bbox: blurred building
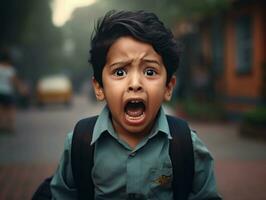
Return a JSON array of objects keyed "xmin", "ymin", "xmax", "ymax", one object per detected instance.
[{"xmin": 174, "ymin": 0, "xmax": 266, "ymax": 119}]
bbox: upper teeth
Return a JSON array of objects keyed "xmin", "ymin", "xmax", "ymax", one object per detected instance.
[{"xmin": 130, "ymin": 100, "xmax": 140, "ymax": 103}]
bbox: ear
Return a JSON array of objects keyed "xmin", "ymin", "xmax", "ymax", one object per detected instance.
[
  {"xmin": 92, "ymin": 77, "xmax": 105, "ymax": 101},
  {"xmin": 164, "ymin": 75, "xmax": 176, "ymax": 101}
]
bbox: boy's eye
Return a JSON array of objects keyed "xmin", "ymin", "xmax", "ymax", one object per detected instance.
[
  {"xmin": 144, "ymin": 68, "xmax": 157, "ymax": 76},
  {"xmin": 114, "ymin": 68, "xmax": 126, "ymax": 77}
]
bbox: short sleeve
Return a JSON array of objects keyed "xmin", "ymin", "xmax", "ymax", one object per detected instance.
[
  {"xmin": 188, "ymin": 130, "xmax": 222, "ymax": 200},
  {"xmin": 50, "ymin": 132, "xmax": 78, "ymax": 200}
]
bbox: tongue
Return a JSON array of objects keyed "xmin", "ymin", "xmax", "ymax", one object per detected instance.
[{"xmin": 125, "ymin": 103, "xmax": 145, "ymax": 117}]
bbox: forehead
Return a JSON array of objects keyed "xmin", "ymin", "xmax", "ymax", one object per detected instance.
[{"xmin": 106, "ymin": 36, "xmax": 163, "ymax": 63}]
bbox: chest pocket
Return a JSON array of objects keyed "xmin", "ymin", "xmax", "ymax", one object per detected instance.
[{"xmin": 149, "ymin": 166, "xmax": 173, "ymax": 200}]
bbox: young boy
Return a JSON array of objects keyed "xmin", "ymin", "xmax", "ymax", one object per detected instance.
[{"xmin": 50, "ymin": 10, "xmax": 221, "ymax": 200}]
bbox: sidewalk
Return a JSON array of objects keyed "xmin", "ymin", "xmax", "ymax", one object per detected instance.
[
  {"xmin": 0, "ymin": 163, "xmax": 56, "ymax": 200},
  {"xmin": 216, "ymin": 160, "xmax": 266, "ymax": 200},
  {"xmin": 191, "ymin": 121, "xmax": 266, "ymax": 200}
]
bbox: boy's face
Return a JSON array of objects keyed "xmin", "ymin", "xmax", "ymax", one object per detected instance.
[{"xmin": 93, "ymin": 36, "xmax": 176, "ymax": 136}]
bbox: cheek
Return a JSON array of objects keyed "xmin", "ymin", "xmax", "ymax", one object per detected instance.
[
  {"xmin": 147, "ymin": 83, "xmax": 167, "ymax": 102},
  {"xmin": 146, "ymin": 78, "xmax": 166, "ymax": 92},
  {"xmin": 104, "ymin": 81, "xmax": 125, "ymax": 96},
  {"xmin": 102, "ymin": 80, "xmax": 125, "ymax": 102}
]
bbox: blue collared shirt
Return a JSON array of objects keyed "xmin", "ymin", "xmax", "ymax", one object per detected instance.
[{"xmin": 51, "ymin": 106, "xmax": 221, "ymax": 200}]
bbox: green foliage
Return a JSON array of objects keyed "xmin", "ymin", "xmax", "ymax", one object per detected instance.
[
  {"xmin": 0, "ymin": 0, "xmax": 63, "ymax": 81},
  {"xmin": 178, "ymin": 99, "xmax": 226, "ymax": 121},
  {"xmin": 0, "ymin": 0, "xmax": 33, "ymax": 45},
  {"xmin": 240, "ymin": 107, "xmax": 266, "ymax": 140},
  {"xmin": 243, "ymin": 107, "xmax": 266, "ymax": 126}
]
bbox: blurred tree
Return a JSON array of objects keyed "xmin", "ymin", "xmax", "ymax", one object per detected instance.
[
  {"xmin": 0, "ymin": 0, "xmax": 63, "ymax": 82},
  {"xmin": 61, "ymin": 2, "xmax": 108, "ymax": 90},
  {"xmin": 0, "ymin": 0, "xmax": 32, "ymax": 45},
  {"xmin": 20, "ymin": 0, "xmax": 63, "ymax": 80}
]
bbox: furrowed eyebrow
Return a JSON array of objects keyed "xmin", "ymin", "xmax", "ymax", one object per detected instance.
[
  {"xmin": 108, "ymin": 60, "xmax": 131, "ymax": 69},
  {"xmin": 142, "ymin": 58, "xmax": 162, "ymax": 66}
]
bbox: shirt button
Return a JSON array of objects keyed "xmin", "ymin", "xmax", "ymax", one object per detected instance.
[{"xmin": 129, "ymin": 152, "xmax": 136, "ymax": 157}]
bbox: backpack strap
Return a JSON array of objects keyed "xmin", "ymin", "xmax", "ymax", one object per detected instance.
[
  {"xmin": 32, "ymin": 176, "xmax": 53, "ymax": 200},
  {"xmin": 167, "ymin": 115, "xmax": 195, "ymax": 200},
  {"xmin": 71, "ymin": 116, "xmax": 98, "ymax": 200}
]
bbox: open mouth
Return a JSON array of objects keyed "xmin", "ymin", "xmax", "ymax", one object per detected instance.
[{"xmin": 124, "ymin": 99, "xmax": 146, "ymax": 119}]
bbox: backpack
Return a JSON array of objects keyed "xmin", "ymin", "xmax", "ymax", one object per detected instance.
[{"xmin": 32, "ymin": 115, "xmax": 194, "ymax": 200}]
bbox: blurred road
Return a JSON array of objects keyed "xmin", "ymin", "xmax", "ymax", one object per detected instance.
[
  {"xmin": 0, "ymin": 95, "xmax": 104, "ymax": 164},
  {"xmin": 0, "ymin": 94, "xmax": 266, "ymax": 199}
]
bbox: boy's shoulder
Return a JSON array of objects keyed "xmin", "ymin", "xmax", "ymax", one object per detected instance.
[
  {"xmin": 72, "ymin": 115, "xmax": 98, "ymax": 144},
  {"xmin": 166, "ymin": 115, "xmax": 190, "ymax": 135}
]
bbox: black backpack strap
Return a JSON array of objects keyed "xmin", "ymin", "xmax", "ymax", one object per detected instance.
[
  {"xmin": 32, "ymin": 177, "xmax": 53, "ymax": 200},
  {"xmin": 71, "ymin": 116, "xmax": 98, "ymax": 200},
  {"xmin": 167, "ymin": 115, "xmax": 195, "ymax": 200}
]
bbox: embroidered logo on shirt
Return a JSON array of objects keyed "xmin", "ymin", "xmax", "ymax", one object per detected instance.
[{"xmin": 153, "ymin": 175, "xmax": 172, "ymax": 187}]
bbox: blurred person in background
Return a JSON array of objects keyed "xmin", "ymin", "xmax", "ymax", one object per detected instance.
[{"xmin": 0, "ymin": 48, "xmax": 27, "ymax": 133}]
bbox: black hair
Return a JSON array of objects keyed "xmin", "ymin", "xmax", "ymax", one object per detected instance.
[{"xmin": 89, "ymin": 10, "xmax": 180, "ymax": 86}]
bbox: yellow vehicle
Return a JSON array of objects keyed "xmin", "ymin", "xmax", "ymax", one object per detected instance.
[{"xmin": 36, "ymin": 75, "xmax": 73, "ymax": 106}]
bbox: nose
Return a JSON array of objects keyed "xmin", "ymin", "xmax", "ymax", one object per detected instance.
[{"xmin": 128, "ymin": 72, "xmax": 143, "ymax": 92}]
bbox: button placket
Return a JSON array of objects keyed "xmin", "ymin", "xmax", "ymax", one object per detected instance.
[{"xmin": 126, "ymin": 150, "xmax": 140, "ymax": 195}]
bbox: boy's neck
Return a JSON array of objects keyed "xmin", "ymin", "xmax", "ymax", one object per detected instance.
[{"xmin": 112, "ymin": 121, "xmax": 155, "ymax": 149}]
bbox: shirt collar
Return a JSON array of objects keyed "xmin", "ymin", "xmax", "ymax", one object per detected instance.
[
  {"xmin": 149, "ymin": 107, "xmax": 172, "ymax": 139},
  {"xmin": 90, "ymin": 105, "xmax": 171, "ymax": 145},
  {"xmin": 91, "ymin": 106, "xmax": 112, "ymax": 145}
]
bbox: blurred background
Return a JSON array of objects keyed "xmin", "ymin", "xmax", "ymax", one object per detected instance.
[{"xmin": 0, "ymin": 0, "xmax": 266, "ymax": 199}]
